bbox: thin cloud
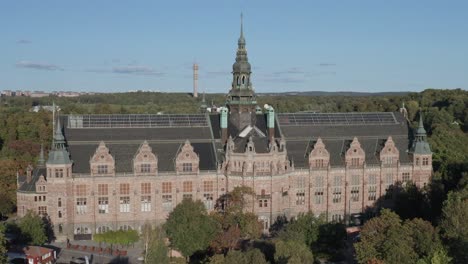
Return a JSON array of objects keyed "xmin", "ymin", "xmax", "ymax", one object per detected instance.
[
  {"xmin": 319, "ymin": 63, "xmax": 336, "ymax": 67},
  {"xmin": 17, "ymin": 39, "xmax": 32, "ymax": 44},
  {"xmin": 112, "ymin": 66, "xmax": 164, "ymax": 76},
  {"xmin": 273, "ymin": 67, "xmax": 306, "ymax": 75},
  {"xmin": 260, "ymin": 77, "xmax": 305, "ymax": 84},
  {"xmin": 206, "ymin": 71, "xmax": 230, "ymax": 77},
  {"xmin": 16, "ymin": 61, "xmax": 62, "ymax": 71}
]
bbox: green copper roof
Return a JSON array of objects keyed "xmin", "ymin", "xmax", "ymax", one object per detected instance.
[
  {"xmin": 47, "ymin": 117, "xmax": 72, "ymax": 165},
  {"xmin": 411, "ymin": 111, "xmax": 432, "ymax": 155},
  {"xmin": 37, "ymin": 144, "xmax": 45, "ymax": 167}
]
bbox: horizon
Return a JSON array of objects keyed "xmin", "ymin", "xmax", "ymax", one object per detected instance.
[{"xmin": 1, "ymin": 0, "xmax": 467, "ymax": 93}]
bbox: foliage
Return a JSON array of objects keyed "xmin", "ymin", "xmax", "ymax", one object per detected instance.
[
  {"xmin": 140, "ymin": 223, "xmax": 169, "ymax": 264},
  {"xmin": 18, "ymin": 211, "xmax": 47, "ymax": 245},
  {"xmin": 0, "ymin": 225, "xmax": 7, "ymax": 264},
  {"xmin": 208, "ymin": 248, "xmax": 268, "ymax": 264},
  {"xmin": 93, "ymin": 229, "xmax": 139, "ymax": 247},
  {"xmin": 164, "ymin": 199, "xmax": 218, "ymax": 259},
  {"xmin": 274, "ymin": 239, "xmax": 314, "ymax": 264},
  {"xmin": 439, "ymin": 185, "xmax": 468, "ymax": 263},
  {"xmin": 355, "ymin": 209, "xmax": 444, "ymax": 264}
]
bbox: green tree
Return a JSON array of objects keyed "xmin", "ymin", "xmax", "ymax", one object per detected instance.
[
  {"xmin": 0, "ymin": 225, "xmax": 7, "ymax": 264},
  {"xmin": 439, "ymin": 186, "xmax": 468, "ymax": 263},
  {"xmin": 221, "ymin": 248, "xmax": 268, "ymax": 264},
  {"xmin": 274, "ymin": 239, "xmax": 314, "ymax": 264},
  {"xmin": 18, "ymin": 211, "xmax": 47, "ymax": 245},
  {"xmin": 164, "ymin": 199, "xmax": 218, "ymax": 260},
  {"xmin": 140, "ymin": 224, "xmax": 169, "ymax": 264}
]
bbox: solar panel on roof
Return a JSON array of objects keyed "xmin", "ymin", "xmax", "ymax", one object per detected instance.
[
  {"xmin": 68, "ymin": 114, "xmax": 209, "ymax": 128},
  {"xmin": 277, "ymin": 112, "xmax": 397, "ymax": 126}
]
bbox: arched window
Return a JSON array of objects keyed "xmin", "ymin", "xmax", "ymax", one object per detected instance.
[
  {"xmin": 58, "ymin": 198, "xmax": 62, "ymax": 207},
  {"xmin": 237, "ymin": 76, "xmax": 240, "ymax": 85},
  {"xmin": 242, "ymin": 76, "xmax": 245, "ymax": 84}
]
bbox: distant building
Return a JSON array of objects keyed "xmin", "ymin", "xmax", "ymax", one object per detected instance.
[
  {"xmin": 7, "ymin": 246, "xmax": 56, "ymax": 264},
  {"xmin": 16, "ymin": 16, "xmax": 432, "ymax": 241}
]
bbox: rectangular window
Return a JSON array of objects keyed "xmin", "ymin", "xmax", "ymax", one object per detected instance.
[
  {"xmin": 203, "ymin": 181, "xmax": 214, "ymax": 192},
  {"xmin": 368, "ymin": 174, "xmax": 377, "ymax": 185},
  {"xmin": 203, "ymin": 193, "xmax": 214, "ymax": 210},
  {"xmin": 416, "ymin": 158, "xmax": 420, "ymax": 166},
  {"xmin": 162, "ymin": 195, "xmax": 172, "ymax": 211},
  {"xmin": 76, "ymin": 185, "xmax": 86, "ymax": 196},
  {"xmin": 333, "ymin": 176, "xmax": 342, "ymax": 187},
  {"xmin": 315, "ymin": 159, "xmax": 324, "ymax": 168},
  {"xmin": 141, "ymin": 183, "xmax": 151, "ymax": 195},
  {"xmin": 120, "ymin": 183, "xmax": 130, "ymax": 195},
  {"xmin": 296, "ymin": 177, "xmax": 306, "ymax": 189},
  {"xmin": 296, "ymin": 191, "xmax": 305, "ymax": 205},
  {"xmin": 315, "ymin": 176, "xmax": 324, "ymax": 187},
  {"xmin": 183, "ymin": 194, "xmax": 193, "ymax": 200},
  {"xmin": 55, "ymin": 169, "xmax": 64, "ymax": 178},
  {"xmin": 351, "ymin": 174, "xmax": 360, "ymax": 185},
  {"xmin": 351, "ymin": 158, "xmax": 360, "ymax": 166},
  {"xmin": 98, "ymin": 197, "xmax": 109, "ymax": 214},
  {"xmin": 141, "ymin": 163, "xmax": 151, "ymax": 173},
  {"xmin": 141, "ymin": 196, "xmax": 151, "ymax": 212},
  {"xmin": 422, "ymin": 157, "xmax": 429, "ymax": 166},
  {"xmin": 120, "ymin": 196, "xmax": 130, "ymax": 213},
  {"xmin": 384, "ymin": 156, "xmax": 393, "ymax": 165},
  {"xmin": 402, "ymin": 172, "xmax": 411, "ymax": 182},
  {"xmin": 76, "ymin": 198, "xmax": 87, "ymax": 214},
  {"xmin": 183, "ymin": 181, "xmax": 192, "ymax": 193},
  {"xmin": 38, "ymin": 206, "xmax": 47, "ymax": 216},
  {"xmin": 351, "ymin": 187, "xmax": 360, "ymax": 202},
  {"xmin": 182, "ymin": 163, "xmax": 193, "ymax": 172},
  {"xmin": 258, "ymin": 199, "xmax": 268, "ymax": 208},
  {"xmin": 386, "ymin": 174, "xmax": 393, "ymax": 185},
  {"xmin": 97, "ymin": 165, "xmax": 108, "ymax": 174},
  {"xmin": 332, "ymin": 214, "xmax": 343, "ymax": 222},
  {"xmin": 314, "ymin": 189, "xmax": 324, "ymax": 204},
  {"xmin": 98, "ymin": 184, "xmax": 108, "ymax": 196},
  {"xmin": 332, "ymin": 188, "xmax": 342, "ymax": 203},
  {"xmin": 368, "ymin": 186, "xmax": 377, "ymax": 201},
  {"xmin": 162, "ymin": 182, "xmax": 172, "ymax": 194}
]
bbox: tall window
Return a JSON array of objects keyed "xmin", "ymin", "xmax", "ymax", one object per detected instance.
[
  {"xmin": 76, "ymin": 198, "xmax": 87, "ymax": 214},
  {"xmin": 203, "ymin": 193, "xmax": 214, "ymax": 210},
  {"xmin": 351, "ymin": 174, "xmax": 360, "ymax": 186},
  {"xmin": 98, "ymin": 184, "xmax": 108, "ymax": 196},
  {"xmin": 402, "ymin": 172, "xmax": 411, "ymax": 182},
  {"xmin": 183, "ymin": 181, "xmax": 193, "ymax": 200},
  {"xmin": 333, "ymin": 188, "xmax": 342, "ymax": 203},
  {"xmin": 58, "ymin": 198, "xmax": 62, "ymax": 207},
  {"xmin": 203, "ymin": 181, "xmax": 214, "ymax": 192},
  {"xmin": 141, "ymin": 196, "xmax": 151, "ymax": 212},
  {"xmin": 76, "ymin": 185, "xmax": 86, "ymax": 196},
  {"xmin": 141, "ymin": 163, "xmax": 151, "ymax": 173},
  {"xmin": 314, "ymin": 189, "xmax": 324, "ymax": 204},
  {"xmin": 368, "ymin": 186, "xmax": 377, "ymax": 201},
  {"xmin": 333, "ymin": 176, "xmax": 342, "ymax": 187},
  {"xmin": 98, "ymin": 197, "xmax": 109, "ymax": 214},
  {"xmin": 38, "ymin": 206, "xmax": 47, "ymax": 216},
  {"xmin": 258, "ymin": 199, "xmax": 268, "ymax": 208},
  {"xmin": 296, "ymin": 191, "xmax": 305, "ymax": 205},
  {"xmin": 162, "ymin": 182, "xmax": 172, "ymax": 211},
  {"xmin": 315, "ymin": 159, "xmax": 324, "ymax": 168},
  {"xmin": 120, "ymin": 196, "xmax": 130, "ymax": 213},
  {"xmin": 384, "ymin": 156, "xmax": 393, "ymax": 165},
  {"xmin": 141, "ymin": 183, "xmax": 151, "ymax": 194},
  {"xmin": 351, "ymin": 158, "xmax": 360, "ymax": 166},
  {"xmin": 97, "ymin": 165, "xmax": 108, "ymax": 174},
  {"xmin": 182, "ymin": 163, "xmax": 193, "ymax": 172},
  {"xmin": 55, "ymin": 168, "xmax": 64, "ymax": 178},
  {"xmin": 422, "ymin": 157, "xmax": 429, "ymax": 166},
  {"xmin": 368, "ymin": 174, "xmax": 377, "ymax": 185},
  {"xmin": 120, "ymin": 183, "xmax": 130, "ymax": 195},
  {"xmin": 386, "ymin": 174, "xmax": 393, "ymax": 185},
  {"xmin": 315, "ymin": 175, "xmax": 324, "ymax": 187},
  {"xmin": 351, "ymin": 187, "xmax": 360, "ymax": 202}
]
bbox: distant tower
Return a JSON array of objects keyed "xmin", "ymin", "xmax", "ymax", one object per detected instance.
[{"xmin": 193, "ymin": 63, "xmax": 199, "ymax": 98}]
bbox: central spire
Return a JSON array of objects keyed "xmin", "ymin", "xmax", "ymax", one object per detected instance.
[
  {"xmin": 231, "ymin": 13, "xmax": 252, "ymax": 90},
  {"xmin": 239, "ymin": 13, "xmax": 245, "ymax": 45}
]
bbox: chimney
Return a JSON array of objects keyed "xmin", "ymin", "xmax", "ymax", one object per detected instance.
[
  {"xmin": 26, "ymin": 164, "xmax": 33, "ymax": 183},
  {"xmin": 267, "ymin": 105, "xmax": 275, "ymax": 142},
  {"xmin": 193, "ymin": 63, "xmax": 198, "ymax": 98},
  {"xmin": 221, "ymin": 107, "xmax": 228, "ymax": 144}
]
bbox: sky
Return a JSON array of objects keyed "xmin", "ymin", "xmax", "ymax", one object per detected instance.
[{"xmin": 1, "ymin": 0, "xmax": 467, "ymax": 93}]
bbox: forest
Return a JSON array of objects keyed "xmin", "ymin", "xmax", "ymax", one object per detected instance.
[{"xmin": 0, "ymin": 88, "xmax": 467, "ymax": 263}]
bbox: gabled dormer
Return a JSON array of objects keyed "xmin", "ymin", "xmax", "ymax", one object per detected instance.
[
  {"xmin": 36, "ymin": 175, "xmax": 47, "ymax": 193},
  {"xmin": 309, "ymin": 138, "xmax": 330, "ymax": 169},
  {"xmin": 345, "ymin": 137, "xmax": 365, "ymax": 167},
  {"xmin": 380, "ymin": 136, "xmax": 399, "ymax": 166},
  {"xmin": 90, "ymin": 141, "xmax": 115, "ymax": 176},
  {"xmin": 133, "ymin": 140, "xmax": 158, "ymax": 175},
  {"xmin": 245, "ymin": 136, "xmax": 255, "ymax": 153},
  {"xmin": 176, "ymin": 140, "xmax": 199, "ymax": 174}
]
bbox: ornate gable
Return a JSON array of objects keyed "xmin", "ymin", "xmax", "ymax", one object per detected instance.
[
  {"xmin": 380, "ymin": 136, "xmax": 399, "ymax": 165},
  {"xmin": 133, "ymin": 141, "xmax": 158, "ymax": 175},
  {"xmin": 36, "ymin": 175, "xmax": 47, "ymax": 193},
  {"xmin": 176, "ymin": 140, "xmax": 200, "ymax": 174},
  {"xmin": 309, "ymin": 138, "xmax": 330, "ymax": 168},
  {"xmin": 345, "ymin": 137, "xmax": 365, "ymax": 167},
  {"xmin": 90, "ymin": 141, "xmax": 115, "ymax": 176}
]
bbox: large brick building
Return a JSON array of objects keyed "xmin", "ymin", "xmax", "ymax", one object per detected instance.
[{"xmin": 17, "ymin": 19, "xmax": 432, "ymax": 241}]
